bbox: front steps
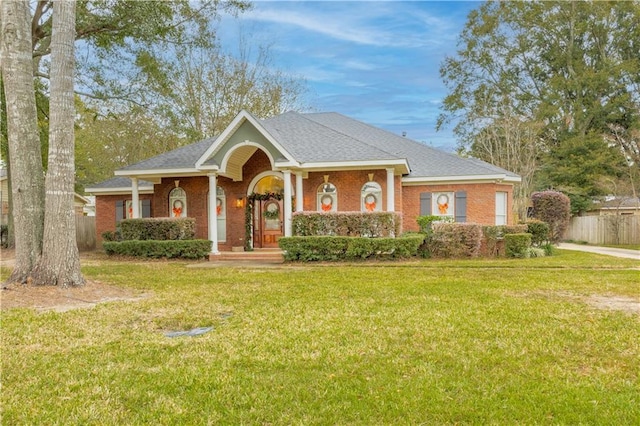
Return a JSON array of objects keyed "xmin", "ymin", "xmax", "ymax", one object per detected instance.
[{"xmin": 209, "ymin": 248, "xmax": 285, "ymax": 264}]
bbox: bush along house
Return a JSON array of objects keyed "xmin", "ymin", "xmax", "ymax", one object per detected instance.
[{"xmin": 85, "ymin": 110, "xmax": 521, "ymax": 254}]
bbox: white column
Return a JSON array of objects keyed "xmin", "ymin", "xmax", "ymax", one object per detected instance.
[
  {"xmin": 131, "ymin": 177, "xmax": 140, "ymax": 218},
  {"xmin": 386, "ymin": 168, "xmax": 395, "ymax": 212},
  {"xmin": 283, "ymin": 170, "xmax": 292, "ymax": 237},
  {"xmin": 208, "ymin": 173, "xmax": 219, "ymax": 254},
  {"xmin": 295, "ymin": 172, "xmax": 304, "ymax": 212}
]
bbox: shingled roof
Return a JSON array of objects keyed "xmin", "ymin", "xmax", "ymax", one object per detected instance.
[{"xmin": 87, "ymin": 110, "xmax": 519, "ymax": 190}]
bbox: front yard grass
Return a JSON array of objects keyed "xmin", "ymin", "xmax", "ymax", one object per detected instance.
[{"xmin": 1, "ymin": 250, "xmax": 638, "ymax": 424}]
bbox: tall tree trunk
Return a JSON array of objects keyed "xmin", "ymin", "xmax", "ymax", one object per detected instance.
[
  {"xmin": 1, "ymin": 0, "xmax": 45, "ymax": 284},
  {"xmin": 0, "ymin": 77, "xmax": 15, "ymax": 248},
  {"xmin": 32, "ymin": 0, "xmax": 84, "ymax": 287}
]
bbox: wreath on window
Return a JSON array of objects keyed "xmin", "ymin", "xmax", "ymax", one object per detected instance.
[
  {"xmin": 172, "ymin": 199, "xmax": 184, "ymax": 217},
  {"xmin": 321, "ymin": 194, "xmax": 333, "ymax": 212},
  {"xmin": 437, "ymin": 194, "xmax": 449, "ymax": 215},
  {"xmin": 364, "ymin": 194, "xmax": 377, "ymax": 212}
]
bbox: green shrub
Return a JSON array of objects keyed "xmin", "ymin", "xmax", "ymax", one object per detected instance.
[
  {"xmin": 541, "ymin": 243, "xmax": 557, "ymax": 256},
  {"xmin": 504, "ymin": 233, "xmax": 532, "ymax": 258},
  {"xmin": 103, "ymin": 239, "xmax": 211, "ymax": 259},
  {"xmin": 526, "ymin": 219, "xmax": 550, "ymax": 247},
  {"xmin": 481, "ymin": 225, "xmax": 528, "ymax": 257},
  {"xmin": 292, "ymin": 212, "xmax": 400, "ymax": 237},
  {"xmin": 531, "ymin": 191, "xmax": 571, "ymax": 243},
  {"xmin": 278, "ymin": 234, "xmax": 424, "ymax": 262},
  {"xmin": 426, "ymin": 223, "xmax": 483, "ymax": 258},
  {"xmin": 102, "ymin": 230, "xmax": 120, "ymax": 242},
  {"xmin": 527, "ymin": 247, "xmax": 547, "ymax": 258},
  {"xmin": 119, "ymin": 218, "xmax": 196, "ymax": 241}
]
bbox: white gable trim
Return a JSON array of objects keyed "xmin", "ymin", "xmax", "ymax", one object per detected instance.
[
  {"xmin": 84, "ymin": 186, "xmax": 154, "ymax": 195},
  {"xmin": 296, "ymin": 159, "xmax": 410, "ymax": 174},
  {"xmin": 195, "ymin": 110, "xmax": 299, "ymax": 169},
  {"xmin": 114, "ymin": 168, "xmax": 205, "ymax": 177}
]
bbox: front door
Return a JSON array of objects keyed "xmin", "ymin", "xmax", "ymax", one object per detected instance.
[{"xmin": 253, "ymin": 199, "xmax": 283, "ymax": 248}]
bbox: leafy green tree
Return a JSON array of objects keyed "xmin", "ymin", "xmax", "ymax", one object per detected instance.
[
  {"xmin": 439, "ymin": 1, "xmax": 640, "ymax": 212},
  {"xmin": 32, "ymin": 1, "xmax": 250, "ymax": 99},
  {"xmin": 539, "ymin": 133, "xmax": 626, "ymax": 214},
  {"xmin": 74, "ymin": 102, "xmax": 187, "ymax": 191},
  {"xmin": 137, "ymin": 42, "xmax": 307, "ymax": 141},
  {"xmin": 1, "ymin": 0, "xmax": 249, "ymax": 284}
]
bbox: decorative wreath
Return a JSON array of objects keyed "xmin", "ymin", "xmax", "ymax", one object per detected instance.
[
  {"xmin": 321, "ymin": 195, "xmax": 333, "ymax": 211},
  {"xmin": 172, "ymin": 200, "xmax": 184, "ymax": 217},
  {"xmin": 437, "ymin": 194, "xmax": 449, "ymax": 215},
  {"xmin": 263, "ymin": 203, "xmax": 280, "ymax": 220},
  {"xmin": 364, "ymin": 194, "xmax": 377, "ymax": 212}
]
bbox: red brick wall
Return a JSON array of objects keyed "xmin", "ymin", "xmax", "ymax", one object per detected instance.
[
  {"xmin": 401, "ymin": 183, "xmax": 515, "ymax": 232},
  {"xmin": 304, "ymin": 170, "xmax": 399, "ymax": 212},
  {"xmin": 95, "ymin": 193, "xmax": 154, "ymax": 245}
]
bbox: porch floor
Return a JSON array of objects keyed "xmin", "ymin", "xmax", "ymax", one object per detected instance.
[{"xmin": 208, "ymin": 248, "xmax": 285, "ymax": 264}]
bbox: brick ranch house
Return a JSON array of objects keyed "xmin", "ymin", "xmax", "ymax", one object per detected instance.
[{"xmin": 85, "ymin": 110, "xmax": 521, "ymax": 253}]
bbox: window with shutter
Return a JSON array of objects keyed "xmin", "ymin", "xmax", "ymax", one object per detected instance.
[
  {"xmin": 454, "ymin": 191, "xmax": 467, "ymax": 222},
  {"xmin": 420, "ymin": 192, "xmax": 432, "ymax": 215}
]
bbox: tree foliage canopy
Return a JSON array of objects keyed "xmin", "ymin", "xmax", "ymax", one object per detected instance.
[{"xmin": 439, "ymin": 0, "xmax": 640, "ymax": 213}]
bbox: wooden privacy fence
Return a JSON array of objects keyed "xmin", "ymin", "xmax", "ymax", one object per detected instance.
[
  {"xmin": 76, "ymin": 215, "xmax": 96, "ymax": 251},
  {"xmin": 566, "ymin": 215, "xmax": 640, "ymax": 245}
]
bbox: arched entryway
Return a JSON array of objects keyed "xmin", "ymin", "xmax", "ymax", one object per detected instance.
[{"xmin": 249, "ymin": 172, "xmax": 284, "ymax": 248}]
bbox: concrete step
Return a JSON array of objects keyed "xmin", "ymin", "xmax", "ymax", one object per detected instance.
[{"xmin": 209, "ymin": 249, "xmax": 285, "ymax": 263}]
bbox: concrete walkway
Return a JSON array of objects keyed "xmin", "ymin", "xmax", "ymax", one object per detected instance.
[{"xmin": 558, "ymin": 243, "xmax": 640, "ymax": 260}]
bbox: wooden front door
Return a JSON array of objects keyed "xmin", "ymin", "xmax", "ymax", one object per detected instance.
[{"xmin": 253, "ymin": 199, "xmax": 283, "ymax": 248}]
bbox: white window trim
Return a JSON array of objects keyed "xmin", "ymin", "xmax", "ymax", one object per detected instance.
[{"xmin": 432, "ymin": 192, "xmax": 454, "ymax": 218}]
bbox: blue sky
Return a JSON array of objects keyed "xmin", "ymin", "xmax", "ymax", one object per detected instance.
[{"xmin": 218, "ymin": 1, "xmax": 480, "ymax": 151}]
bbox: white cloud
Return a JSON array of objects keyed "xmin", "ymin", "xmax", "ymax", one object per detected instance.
[{"xmin": 243, "ymin": 5, "xmax": 430, "ymax": 48}]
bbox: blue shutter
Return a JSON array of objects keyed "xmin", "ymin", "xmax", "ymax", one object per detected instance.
[
  {"xmin": 115, "ymin": 200, "xmax": 124, "ymax": 222},
  {"xmin": 142, "ymin": 199, "xmax": 151, "ymax": 218},
  {"xmin": 455, "ymin": 191, "xmax": 467, "ymax": 222},
  {"xmin": 420, "ymin": 192, "xmax": 432, "ymax": 215}
]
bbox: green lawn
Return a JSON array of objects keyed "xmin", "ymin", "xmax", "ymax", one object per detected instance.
[{"xmin": 2, "ymin": 251, "xmax": 639, "ymax": 424}]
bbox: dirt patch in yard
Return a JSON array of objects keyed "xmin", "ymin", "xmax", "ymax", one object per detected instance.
[
  {"xmin": 510, "ymin": 290, "xmax": 639, "ymax": 314},
  {"xmin": 1, "ymin": 280, "xmax": 149, "ymax": 313},
  {"xmin": 585, "ymin": 295, "xmax": 640, "ymax": 313},
  {"xmin": 1, "ymin": 250, "xmax": 149, "ymax": 313}
]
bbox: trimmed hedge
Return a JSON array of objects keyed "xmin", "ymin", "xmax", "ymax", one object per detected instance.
[
  {"xmin": 278, "ymin": 234, "xmax": 425, "ymax": 262},
  {"xmin": 426, "ymin": 223, "xmax": 483, "ymax": 258},
  {"xmin": 292, "ymin": 212, "xmax": 401, "ymax": 237},
  {"xmin": 119, "ymin": 218, "xmax": 196, "ymax": 241},
  {"xmin": 103, "ymin": 240, "xmax": 212, "ymax": 259},
  {"xmin": 504, "ymin": 233, "xmax": 532, "ymax": 258},
  {"xmin": 526, "ymin": 219, "xmax": 550, "ymax": 247},
  {"xmin": 481, "ymin": 224, "xmax": 528, "ymax": 257}
]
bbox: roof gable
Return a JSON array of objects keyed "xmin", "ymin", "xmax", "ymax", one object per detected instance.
[{"xmin": 196, "ymin": 110, "xmax": 297, "ymax": 171}]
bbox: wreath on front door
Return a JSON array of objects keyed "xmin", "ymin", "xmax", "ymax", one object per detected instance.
[{"xmin": 244, "ymin": 192, "xmax": 283, "ymax": 251}]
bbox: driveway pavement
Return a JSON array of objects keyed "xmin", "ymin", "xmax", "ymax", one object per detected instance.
[{"xmin": 558, "ymin": 243, "xmax": 640, "ymax": 260}]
